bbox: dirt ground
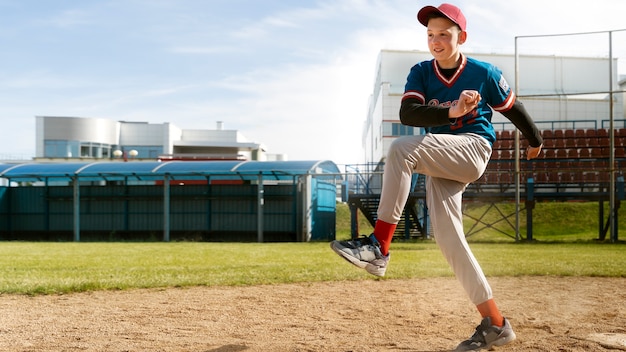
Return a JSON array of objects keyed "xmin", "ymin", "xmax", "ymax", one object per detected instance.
[{"xmin": 0, "ymin": 276, "xmax": 625, "ymax": 352}]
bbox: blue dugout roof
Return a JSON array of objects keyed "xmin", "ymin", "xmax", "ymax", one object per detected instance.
[{"xmin": 0, "ymin": 160, "xmax": 341, "ymax": 182}]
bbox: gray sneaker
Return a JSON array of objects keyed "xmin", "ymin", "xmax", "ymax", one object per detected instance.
[
  {"xmin": 330, "ymin": 234, "xmax": 389, "ymax": 277},
  {"xmin": 455, "ymin": 317, "xmax": 516, "ymax": 351}
]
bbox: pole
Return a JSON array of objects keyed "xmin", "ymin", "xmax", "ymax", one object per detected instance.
[
  {"xmin": 257, "ymin": 173, "xmax": 264, "ymax": 243},
  {"xmin": 73, "ymin": 177, "xmax": 80, "ymax": 242},
  {"xmin": 163, "ymin": 174, "xmax": 170, "ymax": 242},
  {"xmin": 514, "ymin": 36, "xmax": 521, "ymax": 241},
  {"xmin": 608, "ymin": 31, "xmax": 617, "ymax": 242}
]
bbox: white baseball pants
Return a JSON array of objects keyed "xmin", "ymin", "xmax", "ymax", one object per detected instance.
[{"xmin": 378, "ymin": 132, "xmax": 493, "ymax": 305}]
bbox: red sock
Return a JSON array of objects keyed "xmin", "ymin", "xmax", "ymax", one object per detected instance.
[
  {"xmin": 373, "ymin": 220, "xmax": 396, "ymax": 256},
  {"xmin": 477, "ymin": 299, "xmax": 504, "ymax": 327}
]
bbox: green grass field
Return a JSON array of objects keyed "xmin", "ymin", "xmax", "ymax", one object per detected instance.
[{"xmin": 0, "ymin": 201, "xmax": 624, "ymax": 295}]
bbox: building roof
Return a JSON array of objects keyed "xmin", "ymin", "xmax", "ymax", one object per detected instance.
[{"xmin": 0, "ymin": 160, "xmax": 341, "ymax": 182}]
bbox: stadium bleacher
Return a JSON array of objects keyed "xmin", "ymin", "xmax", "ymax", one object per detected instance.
[
  {"xmin": 477, "ymin": 128, "xmax": 626, "ymax": 187},
  {"xmin": 349, "ymin": 125, "xmax": 625, "ymax": 241}
]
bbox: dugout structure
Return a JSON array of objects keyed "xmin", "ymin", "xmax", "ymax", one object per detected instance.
[{"xmin": 0, "ymin": 160, "xmax": 341, "ymax": 242}]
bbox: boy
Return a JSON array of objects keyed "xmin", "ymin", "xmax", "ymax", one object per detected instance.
[{"xmin": 331, "ymin": 3, "xmax": 543, "ymax": 351}]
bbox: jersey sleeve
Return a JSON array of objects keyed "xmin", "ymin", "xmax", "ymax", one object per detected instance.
[
  {"xmin": 401, "ymin": 62, "xmax": 428, "ymax": 104},
  {"xmin": 485, "ymin": 66, "xmax": 516, "ymax": 113}
]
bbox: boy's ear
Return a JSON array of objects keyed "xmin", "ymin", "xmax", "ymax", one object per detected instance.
[{"xmin": 458, "ymin": 30, "xmax": 467, "ymax": 45}]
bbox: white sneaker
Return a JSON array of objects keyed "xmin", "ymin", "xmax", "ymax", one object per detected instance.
[
  {"xmin": 455, "ymin": 317, "xmax": 516, "ymax": 351},
  {"xmin": 330, "ymin": 234, "xmax": 389, "ymax": 277}
]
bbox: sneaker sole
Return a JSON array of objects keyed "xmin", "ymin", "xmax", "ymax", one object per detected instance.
[
  {"xmin": 330, "ymin": 241, "xmax": 369, "ymax": 269},
  {"xmin": 455, "ymin": 319, "xmax": 516, "ymax": 351},
  {"xmin": 480, "ymin": 326, "xmax": 516, "ymax": 351},
  {"xmin": 492, "ymin": 330, "xmax": 516, "ymax": 347}
]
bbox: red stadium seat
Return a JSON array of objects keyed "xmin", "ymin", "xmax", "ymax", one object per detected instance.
[
  {"xmin": 591, "ymin": 148, "xmax": 603, "ymax": 158},
  {"xmin": 560, "ymin": 171, "xmax": 574, "ymax": 183},
  {"xmin": 565, "ymin": 138, "xmax": 577, "ymax": 148},
  {"xmin": 491, "ymin": 149, "xmax": 500, "ymax": 159},
  {"xmin": 547, "ymin": 172, "xmax": 560, "ymax": 183},
  {"xmin": 599, "ymin": 172, "xmax": 610, "ymax": 182},
  {"xmin": 566, "ymin": 149, "xmax": 579, "ymax": 158},
  {"xmin": 555, "ymin": 139, "xmax": 565, "ymax": 148},
  {"xmin": 571, "ymin": 171, "xmax": 584, "ymax": 183},
  {"xmin": 554, "ymin": 129, "xmax": 564, "ymax": 138},
  {"xmin": 579, "ymin": 148, "xmax": 591, "ymax": 158},
  {"xmin": 500, "ymin": 173, "xmax": 513, "ymax": 184},
  {"xmin": 534, "ymin": 172, "xmax": 548, "ymax": 183}
]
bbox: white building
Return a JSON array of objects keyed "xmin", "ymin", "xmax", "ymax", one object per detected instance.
[
  {"xmin": 35, "ymin": 116, "xmax": 278, "ymax": 161},
  {"xmin": 363, "ymin": 49, "xmax": 625, "ymax": 166}
]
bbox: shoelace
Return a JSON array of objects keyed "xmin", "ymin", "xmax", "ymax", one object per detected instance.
[
  {"xmin": 348, "ymin": 235, "xmax": 374, "ymax": 246},
  {"xmin": 469, "ymin": 323, "xmax": 489, "ymax": 344}
]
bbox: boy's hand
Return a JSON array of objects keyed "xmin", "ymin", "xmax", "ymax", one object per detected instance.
[
  {"xmin": 450, "ymin": 90, "xmax": 481, "ymax": 119},
  {"xmin": 527, "ymin": 144, "xmax": 542, "ymax": 160}
]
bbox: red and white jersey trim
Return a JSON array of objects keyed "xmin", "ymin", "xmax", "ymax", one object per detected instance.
[
  {"xmin": 434, "ymin": 54, "xmax": 467, "ymax": 88},
  {"xmin": 401, "ymin": 91, "xmax": 425, "ymax": 103},
  {"xmin": 491, "ymin": 90, "xmax": 516, "ymax": 112}
]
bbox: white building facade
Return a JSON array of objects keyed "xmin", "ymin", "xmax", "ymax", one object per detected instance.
[
  {"xmin": 35, "ymin": 116, "xmax": 274, "ymax": 161},
  {"xmin": 363, "ymin": 49, "xmax": 624, "ymax": 166}
]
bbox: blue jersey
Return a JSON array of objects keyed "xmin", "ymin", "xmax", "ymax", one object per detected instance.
[{"xmin": 402, "ymin": 54, "xmax": 515, "ymax": 146}]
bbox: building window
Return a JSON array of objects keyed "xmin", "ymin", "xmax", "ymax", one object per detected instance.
[
  {"xmin": 382, "ymin": 122, "xmax": 418, "ymax": 137},
  {"xmin": 44, "ymin": 140, "xmax": 118, "ymax": 159},
  {"xmin": 44, "ymin": 140, "xmax": 80, "ymax": 158},
  {"xmin": 392, "ymin": 123, "xmax": 414, "ymax": 136},
  {"xmin": 120, "ymin": 146, "xmax": 161, "ymax": 159}
]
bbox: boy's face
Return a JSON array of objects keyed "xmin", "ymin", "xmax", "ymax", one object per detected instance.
[{"xmin": 426, "ymin": 17, "xmax": 467, "ymax": 68}]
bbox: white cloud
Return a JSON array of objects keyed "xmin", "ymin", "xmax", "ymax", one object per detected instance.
[
  {"xmin": 169, "ymin": 45, "xmax": 244, "ymax": 55},
  {"xmin": 35, "ymin": 9, "xmax": 94, "ymax": 28}
]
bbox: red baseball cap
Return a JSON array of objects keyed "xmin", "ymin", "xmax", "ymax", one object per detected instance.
[{"xmin": 417, "ymin": 3, "xmax": 466, "ymax": 31}]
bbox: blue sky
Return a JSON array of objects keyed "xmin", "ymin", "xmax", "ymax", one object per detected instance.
[{"xmin": 0, "ymin": 0, "xmax": 625, "ymax": 165}]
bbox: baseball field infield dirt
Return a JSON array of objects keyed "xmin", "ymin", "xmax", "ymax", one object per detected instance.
[{"xmin": 0, "ymin": 276, "xmax": 624, "ymax": 351}]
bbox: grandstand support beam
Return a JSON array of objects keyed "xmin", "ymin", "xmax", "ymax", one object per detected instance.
[
  {"xmin": 350, "ymin": 202, "xmax": 359, "ymax": 239},
  {"xmin": 526, "ymin": 178, "xmax": 535, "ymax": 241},
  {"xmin": 403, "ymin": 203, "xmax": 411, "ymax": 240},
  {"xmin": 526, "ymin": 200, "xmax": 535, "ymax": 241}
]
